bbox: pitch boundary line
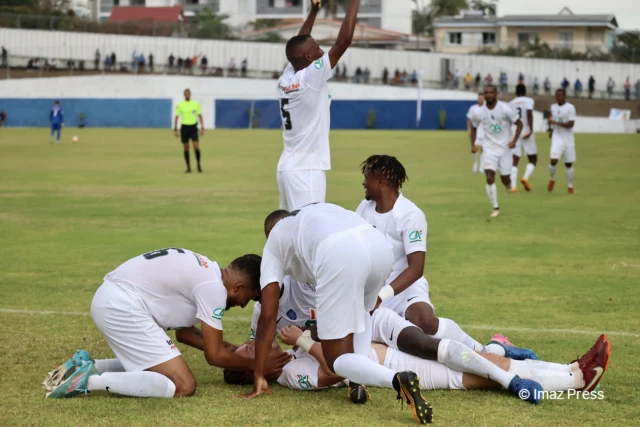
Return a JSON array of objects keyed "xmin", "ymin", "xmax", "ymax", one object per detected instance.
[{"xmin": 1, "ymin": 308, "xmax": 637, "ymax": 338}]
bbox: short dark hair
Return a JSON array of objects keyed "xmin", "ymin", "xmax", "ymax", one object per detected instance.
[
  {"xmin": 264, "ymin": 210, "xmax": 289, "ymax": 232},
  {"xmin": 361, "ymin": 155, "xmax": 408, "ymax": 189},
  {"xmin": 224, "ymin": 368, "xmax": 254, "ymax": 385},
  {"xmin": 230, "ymin": 254, "xmax": 261, "ymax": 292},
  {"xmin": 285, "ymin": 35, "xmax": 311, "ymax": 63},
  {"xmin": 485, "ymin": 84, "xmax": 497, "ymax": 93},
  {"xmin": 54, "ymin": 100, "xmax": 60, "ymax": 104},
  {"xmin": 516, "ymin": 84, "xmax": 527, "ymax": 96},
  {"xmin": 556, "ymin": 88, "xmax": 566, "ymax": 96}
]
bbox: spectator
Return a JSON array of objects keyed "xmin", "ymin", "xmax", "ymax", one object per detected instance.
[
  {"xmin": 588, "ymin": 75, "xmax": 595, "ymax": 99},
  {"xmin": 200, "ymin": 56, "xmax": 208, "ymax": 75},
  {"xmin": 453, "ymin": 69, "xmax": 461, "ymax": 89},
  {"xmin": 1, "ymin": 46, "xmax": 7, "ymax": 67},
  {"xmin": 624, "ymin": 77, "xmax": 631, "ymax": 100},
  {"xmin": 131, "ymin": 51, "xmax": 138, "ymax": 73},
  {"xmin": 228, "ymin": 58, "xmax": 236, "ymax": 76},
  {"xmin": 411, "ymin": 70, "xmax": 418, "ymax": 86},
  {"xmin": 33, "ymin": 58, "xmax": 40, "ymax": 70},
  {"xmin": 474, "ymin": 72, "xmax": 481, "ymax": 91},
  {"xmin": 464, "ymin": 72, "xmax": 472, "ymax": 90},
  {"xmin": 49, "ymin": 58, "xmax": 57, "ymax": 71},
  {"xmin": 138, "ymin": 53, "xmax": 146, "ymax": 72},
  {"xmin": 484, "ymin": 73, "xmax": 493, "ymax": 88},
  {"xmin": 341, "ymin": 64, "xmax": 347, "ymax": 80},
  {"xmin": 607, "ymin": 77, "xmax": 615, "ymax": 98},
  {"xmin": 635, "ymin": 79, "xmax": 640, "ymax": 99},
  {"xmin": 363, "ymin": 67, "xmax": 370, "ymax": 84},
  {"xmin": 561, "ymin": 77, "xmax": 569, "ymax": 91},
  {"xmin": 177, "ymin": 57, "xmax": 184, "ymax": 74},
  {"xmin": 518, "ymin": 72, "xmax": 524, "ymax": 84},
  {"xmin": 104, "ymin": 54, "xmax": 111, "ymax": 71},
  {"xmin": 185, "ymin": 57, "xmax": 193, "ymax": 75},
  {"xmin": 499, "ymin": 72, "xmax": 508, "ymax": 93},
  {"xmin": 533, "ymin": 76, "xmax": 540, "ymax": 96},
  {"xmin": 574, "ymin": 78, "xmax": 582, "ymax": 98},
  {"xmin": 355, "ymin": 66, "xmax": 362, "ymax": 83},
  {"xmin": 543, "ymin": 77, "xmax": 551, "ymax": 95},
  {"xmin": 94, "ymin": 49, "xmax": 100, "ymax": 70},
  {"xmin": 401, "ymin": 70, "xmax": 408, "ymax": 84},
  {"xmin": 393, "ymin": 69, "xmax": 401, "ymax": 85},
  {"xmin": 149, "ymin": 52, "xmax": 154, "ymax": 73},
  {"xmin": 65, "ymin": 59, "xmax": 73, "ymax": 71},
  {"xmin": 168, "ymin": 53, "xmax": 175, "ymax": 72},
  {"xmin": 382, "ymin": 67, "xmax": 389, "ymax": 85},
  {"xmin": 241, "ymin": 58, "xmax": 248, "ymax": 77},
  {"xmin": 110, "ymin": 52, "xmax": 116, "ymax": 71}
]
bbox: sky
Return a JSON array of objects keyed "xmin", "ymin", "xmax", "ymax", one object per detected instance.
[{"xmin": 497, "ymin": 0, "xmax": 640, "ymax": 31}]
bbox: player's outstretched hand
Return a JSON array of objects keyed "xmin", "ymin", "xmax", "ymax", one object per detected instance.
[
  {"xmin": 279, "ymin": 325, "xmax": 303, "ymax": 346},
  {"xmin": 310, "ymin": 0, "xmax": 321, "ymax": 10},
  {"xmin": 237, "ymin": 376, "xmax": 271, "ymax": 399}
]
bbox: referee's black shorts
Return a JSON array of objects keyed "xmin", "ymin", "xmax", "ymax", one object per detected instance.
[{"xmin": 180, "ymin": 124, "xmax": 199, "ymax": 143}]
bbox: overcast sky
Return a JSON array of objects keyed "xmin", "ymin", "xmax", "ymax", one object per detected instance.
[{"xmin": 497, "ymin": 0, "xmax": 640, "ymax": 31}]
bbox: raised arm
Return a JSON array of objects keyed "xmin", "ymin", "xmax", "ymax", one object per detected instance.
[
  {"xmin": 329, "ymin": 0, "xmax": 360, "ymax": 68},
  {"xmin": 299, "ymin": 0, "xmax": 321, "ymax": 36}
]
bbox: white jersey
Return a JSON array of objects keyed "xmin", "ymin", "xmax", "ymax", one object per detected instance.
[
  {"xmin": 250, "ymin": 276, "xmax": 317, "ymax": 339},
  {"xmin": 550, "ymin": 102, "xmax": 576, "ymax": 145},
  {"xmin": 356, "ymin": 194, "xmax": 427, "ymax": 284},
  {"xmin": 468, "ymin": 101, "xmax": 519, "ymax": 155},
  {"xmin": 276, "ymin": 52, "xmax": 333, "ymax": 172},
  {"xmin": 104, "ymin": 248, "xmax": 227, "ymax": 331},
  {"xmin": 466, "ymin": 104, "xmax": 485, "ymax": 140},
  {"xmin": 260, "ymin": 203, "xmax": 373, "ymax": 289},
  {"xmin": 508, "ymin": 96, "xmax": 535, "ymax": 135}
]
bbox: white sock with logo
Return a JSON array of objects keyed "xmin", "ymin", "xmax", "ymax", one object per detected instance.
[
  {"xmin": 87, "ymin": 371, "xmax": 176, "ymax": 398},
  {"xmin": 524, "ymin": 163, "xmax": 535, "ymax": 180},
  {"xmin": 333, "ymin": 353, "xmax": 395, "ymax": 388},
  {"xmin": 510, "ymin": 166, "xmax": 518, "ymax": 189},
  {"xmin": 438, "ymin": 339, "xmax": 515, "ymax": 389},
  {"xmin": 549, "ymin": 164, "xmax": 557, "ymax": 180},
  {"xmin": 509, "ymin": 359, "xmax": 576, "ymax": 373},
  {"xmin": 566, "ymin": 166, "xmax": 575, "ymax": 188},
  {"xmin": 95, "ymin": 359, "xmax": 125, "ymax": 373},
  {"xmin": 433, "ymin": 318, "xmax": 485, "ymax": 351},
  {"xmin": 513, "ymin": 368, "xmax": 583, "ymax": 391},
  {"xmin": 486, "ymin": 184, "xmax": 499, "ymax": 209}
]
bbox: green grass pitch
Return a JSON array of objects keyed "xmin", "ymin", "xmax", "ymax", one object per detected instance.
[{"xmin": 0, "ymin": 128, "xmax": 638, "ymax": 426}]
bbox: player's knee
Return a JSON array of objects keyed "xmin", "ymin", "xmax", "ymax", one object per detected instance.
[
  {"xmin": 565, "ymin": 162, "xmax": 572, "ymax": 168},
  {"xmin": 407, "ymin": 311, "xmax": 439, "ymax": 336},
  {"xmin": 550, "ymin": 159, "xmax": 558, "ymax": 166},
  {"xmin": 173, "ymin": 376, "xmax": 197, "ymax": 397},
  {"xmin": 529, "ymin": 155, "xmax": 538, "ymax": 165}
]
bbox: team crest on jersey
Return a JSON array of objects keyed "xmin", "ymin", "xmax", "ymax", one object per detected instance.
[
  {"xmin": 314, "ymin": 58, "xmax": 324, "ymax": 70},
  {"xmin": 250, "ymin": 328, "xmax": 256, "ymax": 340},
  {"xmin": 297, "ymin": 375, "xmax": 312, "ymax": 390},
  {"xmin": 212, "ymin": 307, "xmax": 225, "ymax": 320},
  {"xmin": 286, "ymin": 309, "xmax": 297, "ymax": 320},
  {"xmin": 409, "ymin": 230, "xmax": 423, "ymax": 243}
]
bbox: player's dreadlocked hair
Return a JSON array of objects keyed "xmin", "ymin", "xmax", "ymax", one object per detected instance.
[
  {"xmin": 229, "ymin": 254, "xmax": 262, "ymax": 292},
  {"xmin": 360, "ymin": 155, "xmax": 408, "ymax": 189}
]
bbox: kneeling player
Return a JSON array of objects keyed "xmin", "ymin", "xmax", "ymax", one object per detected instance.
[{"xmin": 43, "ymin": 249, "xmax": 288, "ymax": 399}]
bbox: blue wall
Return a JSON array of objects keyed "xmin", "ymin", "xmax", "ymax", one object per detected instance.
[
  {"xmin": 0, "ymin": 98, "xmax": 172, "ymax": 128},
  {"xmin": 216, "ymin": 99, "xmax": 475, "ymax": 130}
]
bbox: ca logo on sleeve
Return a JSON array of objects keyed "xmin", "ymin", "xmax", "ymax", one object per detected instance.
[
  {"xmin": 409, "ymin": 230, "xmax": 423, "ymax": 243},
  {"xmin": 212, "ymin": 308, "xmax": 225, "ymax": 320},
  {"xmin": 313, "ymin": 58, "xmax": 323, "ymax": 70},
  {"xmin": 297, "ymin": 375, "xmax": 311, "ymax": 390}
]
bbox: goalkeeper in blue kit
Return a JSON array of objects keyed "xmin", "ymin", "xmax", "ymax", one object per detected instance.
[{"xmin": 50, "ymin": 101, "xmax": 64, "ymax": 144}]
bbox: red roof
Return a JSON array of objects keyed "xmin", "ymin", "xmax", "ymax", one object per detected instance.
[{"xmin": 109, "ymin": 6, "xmax": 184, "ymax": 23}]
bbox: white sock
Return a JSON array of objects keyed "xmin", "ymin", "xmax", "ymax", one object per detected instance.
[
  {"xmin": 485, "ymin": 183, "xmax": 498, "ymax": 209},
  {"xmin": 87, "ymin": 371, "xmax": 176, "ymax": 398},
  {"xmin": 472, "ymin": 153, "xmax": 478, "ymax": 163},
  {"xmin": 353, "ymin": 313, "xmax": 373, "ymax": 356},
  {"xmin": 510, "ymin": 166, "xmax": 518, "ymax": 189},
  {"xmin": 517, "ymin": 369, "xmax": 583, "ymax": 391},
  {"xmin": 437, "ymin": 339, "xmax": 515, "ymax": 389},
  {"xmin": 333, "ymin": 353, "xmax": 395, "ymax": 388},
  {"xmin": 566, "ymin": 166, "xmax": 574, "ymax": 188},
  {"xmin": 549, "ymin": 164, "xmax": 557, "ymax": 180},
  {"xmin": 524, "ymin": 163, "xmax": 535, "ymax": 180},
  {"xmin": 484, "ymin": 343, "xmax": 506, "ymax": 357},
  {"xmin": 509, "ymin": 359, "xmax": 575, "ymax": 373},
  {"xmin": 432, "ymin": 318, "xmax": 485, "ymax": 351},
  {"xmin": 95, "ymin": 359, "xmax": 125, "ymax": 374}
]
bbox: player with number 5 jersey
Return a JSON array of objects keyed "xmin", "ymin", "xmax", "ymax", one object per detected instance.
[{"xmin": 275, "ymin": 0, "xmax": 361, "ymax": 211}]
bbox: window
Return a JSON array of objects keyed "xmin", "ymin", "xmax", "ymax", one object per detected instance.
[
  {"xmin": 448, "ymin": 32, "xmax": 462, "ymax": 45},
  {"xmin": 518, "ymin": 33, "xmax": 532, "ymax": 45},
  {"xmin": 269, "ymin": 0, "xmax": 301, "ymax": 6},
  {"xmin": 482, "ymin": 32, "xmax": 496, "ymax": 45},
  {"xmin": 558, "ymin": 31, "xmax": 574, "ymax": 49}
]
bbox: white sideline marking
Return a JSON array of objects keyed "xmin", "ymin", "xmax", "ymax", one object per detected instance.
[{"xmin": 1, "ymin": 308, "xmax": 638, "ymax": 338}]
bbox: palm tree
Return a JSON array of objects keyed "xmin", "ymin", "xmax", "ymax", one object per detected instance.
[
  {"xmin": 431, "ymin": 0, "xmax": 469, "ymax": 17},
  {"xmin": 470, "ymin": 0, "xmax": 498, "ymax": 16}
]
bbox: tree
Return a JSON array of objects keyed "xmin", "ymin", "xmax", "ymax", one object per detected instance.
[
  {"xmin": 469, "ymin": 0, "xmax": 498, "ymax": 16},
  {"xmin": 412, "ymin": 8, "xmax": 433, "ymax": 36},
  {"xmin": 193, "ymin": 7, "xmax": 234, "ymax": 40},
  {"xmin": 321, "ymin": 0, "xmax": 349, "ymax": 19},
  {"xmin": 430, "ymin": 0, "xmax": 468, "ymax": 17},
  {"xmin": 611, "ymin": 31, "xmax": 640, "ymax": 63},
  {"xmin": 251, "ymin": 19, "xmax": 282, "ymax": 32}
]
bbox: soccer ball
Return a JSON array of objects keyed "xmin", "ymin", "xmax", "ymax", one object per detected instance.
[{"xmin": 72, "ymin": 136, "xmax": 79, "ymax": 143}]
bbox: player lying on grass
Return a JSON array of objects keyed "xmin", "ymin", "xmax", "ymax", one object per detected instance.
[
  {"xmin": 356, "ymin": 155, "xmax": 536, "ymax": 361},
  {"xmin": 245, "ymin": 203, "xmax": 433, "ymax": 424},
  {"xmin": 225, "ymin": 310, "xmax": 610, "ymax": 402},
  {"xmin": 43, "ymin": 249, "xmax": 290, "ymax": 399}
]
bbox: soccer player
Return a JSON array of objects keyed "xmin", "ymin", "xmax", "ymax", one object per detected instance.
[
  {"xmin": 469, "ymin": 85, "xmax": 523, "ymax": 218},
  {"xmin": 356, "ymin": 155, "xmax": 537, "ymax": 360},
  {"xmin": 467, "ymin": 92, "xmax": 485, "ymax": 173},
  {"xmin": 508, "ymin": 84, "xmax": 537, "ymax": 192},
  {"xmin": 548, "ymin": 89, "xmax": 577, "ymax": 194},
  {"xmin": 276, "ymin": 0, "xmax": 359, "ymax": 210},
  {"xmin": 174, "ymin": 89, "xmax": 204, "ymax": 173},
  {"xmin": 43, "ymin": 249, "xmax": 291, "ymax": 399},
  {"xmin": 243, "ymin": 203, "xmax": 432, "ymax": 424},
  {"xmin": 49, "ymin": 100, "xmax": 64, "ymax": 144}
]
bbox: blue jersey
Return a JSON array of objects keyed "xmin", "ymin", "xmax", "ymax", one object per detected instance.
[{"xmin": 50, "ymin": 106, "xmax": 64, "ymax": 125}]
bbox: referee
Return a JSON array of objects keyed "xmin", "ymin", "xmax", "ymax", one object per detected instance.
[{"xmin": 174, "ymin": 89, "xmax": 204, "ymax": 173}]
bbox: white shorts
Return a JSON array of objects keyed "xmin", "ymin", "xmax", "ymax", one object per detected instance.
[
  {"xmin": 91, "ymin": 282, "xmax": 181, "ymax": 372},
  {"xmin": 381, "ymin": 277, "xmax": 433, "ymax": 317},
  {"xmin": 550, "ymin": 141, "xmax": 576, "ymax": 163},
  {"xmin": 371, "ymin": 307, "xmax": 419, "ymax": 350},
  {"xmin": 313, "ymin": 228, "xmax": 393, "ymax": 340},
  {"xmin": 277, "ymin": 169, "xmax": 326, "ymax": 211},
  {"xmin": 513, "ymin": 136, "xmax": 537, "ymax": 157},
  {"xmin": 483, "ymin": 149, "xmax": 512, "ymax": 176}
]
